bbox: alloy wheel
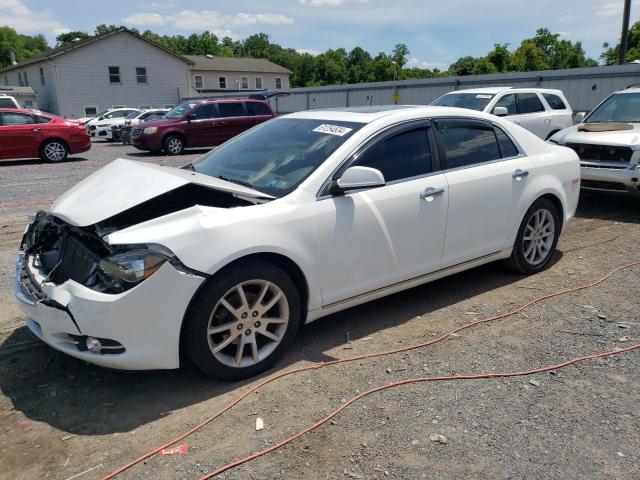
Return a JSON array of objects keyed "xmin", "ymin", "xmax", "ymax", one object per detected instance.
[
  {"xmin": 207, "ymin": 279, "xmax": 290, "ymax": 368},
  {"xmin": 44, "ymin": 142, "xmax": 66, "ymax": 161},
  {"xmin": 522, "ymin": 208, "xmax": 555, "ymax": 266},
  {"xmin": 167, "ymin": 137, "xmax": 183, "ymax": 154}
]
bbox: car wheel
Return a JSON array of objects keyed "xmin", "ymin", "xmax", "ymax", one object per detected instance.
[
  {"xmin": 506, "ymin": 198, "xmax": 560, "ymax": 274},
  {"xmin": 40, "ymin": 139, "xmax": 69, "ymax": 162},
  {"xmin": 184, "ymin": 262, "xmax": 301, "ymax": 380},
  {"xmin": 163, "ymin": 135, "xmax": 185, "ymax": 155},
  {"xmin": 545, "ymin": 130, "xmax": 560, "ymax": 141}
]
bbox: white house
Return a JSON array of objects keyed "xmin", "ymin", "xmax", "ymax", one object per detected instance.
[{"xmin": 0, "ymin": 29, "xmax": 293, "ymax": 119}]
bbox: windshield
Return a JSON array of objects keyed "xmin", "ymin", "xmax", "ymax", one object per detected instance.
[
  {"xmin": 125, "ymin": 111, "xmax": 141, "ymax": 119},
  {"xmin": 586, "ymin": 93, "xmax": 640, "ymax": 123},
  {"xmin": 192, "ymin": 118, "xmax": 364, "ymax": 198},
  {"xmin": 432, "ymin": 93, "xmax": 495, "ymax": 111},
  {"xmin": 165, "ymin": 102, "xmax": 197, "ymax": 119}
]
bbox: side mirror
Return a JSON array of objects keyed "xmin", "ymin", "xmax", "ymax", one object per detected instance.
[
  {"xmin": 187, "ymin": 113, "xmax": 197, "ymax": 121},
  {"xmin": 493, "ymin": 106, "xmax": 509, "ymax": 117},
  {"xmin": 330, "ymin": 166, "xmax": 385, "ymax": 194},
  {"xmin": 574, "ymin": 112, "xmax": 587, "ymax": 124}
]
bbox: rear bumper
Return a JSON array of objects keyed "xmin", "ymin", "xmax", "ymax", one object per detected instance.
[
  {"xmin": 69, "ymin": 134, "xmax": 91, "ymax": 155},
  {"xmin": 15, "ymin": 253, "xmax": 205, "ymax": 370},
  {"xmin": 580, "ymin": 163, "xmax": 640, "ymax": 195}
]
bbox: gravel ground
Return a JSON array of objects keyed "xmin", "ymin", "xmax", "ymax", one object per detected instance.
[{"xmin": 0, "ymin": 141, "xmax": 639, "ymax": 480}]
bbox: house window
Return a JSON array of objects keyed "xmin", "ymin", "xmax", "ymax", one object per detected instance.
[
  {"xmin": 39, "ymin": 67, "xmax": 45, "ymax": 86},
  {"xmin": 241, "ymin": 76, "xmax": 248, "ymax": 89},
  {"xmin": 108, "ymin": 66, "xmax": 120, "ymax": 83},
  {"xmin": 23, "ymin": 100, "xmax": 33, "ymax": 108},
  {"xmin": 84, "ymin": 105, "xmax": 98, "ymax": 117},
  {"xmin": 275, "ymin": 77, "xmax": 282, "ymax": 89},
  {"xmin": 164, "ymin": 104, "xmax": 175, "ymax": 109},
  {"xmin": 4, "ymin": 76, "xmax": 8, "ymax": 86},
  {"xmin": 194, "ymin": 75, "xmax": 203, "ymax": 89},
  {"xmin": 112, "ymin": 105, "xmax": 126, "ymax": 109},
  {"xmin": 18, "ymin": 72, "xmax": 24, "ymax": 86},
  {"xmin": 23, "ymin": 71, "xmax": 29, "ymax": 86},
  {"xmin": 136, "ymin": 67, "xmax": 147, "ymax": 84},
  {"xmin": 255, "ymin": 77, "xmax": 263, "ymax": 89},
  {"xmin": 219, "ymin": 76, "xmax": 227, "ymax": 89}
]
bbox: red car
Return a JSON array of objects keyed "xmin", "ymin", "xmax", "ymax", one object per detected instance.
[
  {"xmin": 131, "ymin": 99, "xmax": 275, "ymax": 155},
  {"xmin": 0, "ymin": 108, "xmax": 91, "ymax": 162}
]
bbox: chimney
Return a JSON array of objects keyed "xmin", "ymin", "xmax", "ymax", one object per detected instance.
[{"xmin": 9, "ymin": 49, "xmax": 17, "ymax": 66}]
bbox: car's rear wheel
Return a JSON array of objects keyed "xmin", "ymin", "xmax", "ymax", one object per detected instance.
[
  {"xmin": 184, "ymin": 262, "xmax": 301, "ymax": 380},
  {"xmin": 163, "ymin": 134, "xmax": 185, "ymax": 155},
  {"xmin": 40, "ymin": 139, "xmax": 68, "ymax": 162},
  {"xmin": 506, "ymin": 198, "xmax": 560, "ymax": 274}
]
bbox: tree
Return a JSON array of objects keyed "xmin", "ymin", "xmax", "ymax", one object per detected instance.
[
  {"xmin": 449, "ymin": 56, "xmax": 478, "ymax": 76},
  {"xmin": 510, "ymin": 41, "xmax": 549, "ymax": 71},
  {"xmin": 486, "ymin": 43, "xmax": 511, "ymax": 72},
  {"xmin": 392, "ymin": 43, "xmax": 409, "ymax": 69},
  {"xmin": 601, "ymin": 20, "xmax": 640, "ymax": 64},
  {"xmin": 55, "ymin": 31, "xmax": 90, "ymax": 47},
  {"xmin": 0, "ymin": 26, "xmax": 49, "ymax": 68}
]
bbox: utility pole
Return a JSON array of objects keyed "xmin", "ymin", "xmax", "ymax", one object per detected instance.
[{"xmin": 619, "ymin": 0, "xmax": 632, "ymax": 64}]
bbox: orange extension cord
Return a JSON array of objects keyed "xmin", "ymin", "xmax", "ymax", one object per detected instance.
[{"xmin": 102, "ymin": 261, "xmax": 640, "ymax": 480}]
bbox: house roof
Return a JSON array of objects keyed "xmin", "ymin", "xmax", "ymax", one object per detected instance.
[
  {"xmin": 0, "ymin": 28, "xmax": 193, "ymax": 74},
  {"xmin": 186, "ymin": 55, "xmax": 292, "ymax": 74},
  {"xmin": 0, "ymin": 85, "xmax": 36, "ymax": 95}
]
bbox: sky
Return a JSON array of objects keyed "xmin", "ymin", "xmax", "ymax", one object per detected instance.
[{"xmin": 2, "ymin": 0, "xmax": 640, "ymax": 69}]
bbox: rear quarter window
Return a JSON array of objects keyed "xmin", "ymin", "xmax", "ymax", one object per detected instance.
[
  {"xmin": 542, "ymin": 93, "xmax": 567, "ymax": 110},
  {"xmin": 246, "ymin": 102, "xmax": 272, "ymax": 116}
]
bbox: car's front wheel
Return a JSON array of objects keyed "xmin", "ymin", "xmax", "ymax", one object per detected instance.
[
  {"xmin": 40, "ymin": 139, "xmax": 69, "ymax": 162},
  {"xmin": 506, "ymin": 198, "xmax": 560, "ymax": 274},
  {"xmin": 163, "ymin": 134, "xmax": 185, "ymax": 155},
  {"xmin": 184, "ymin": 262, "xmax": 301, "ymax": 380}
]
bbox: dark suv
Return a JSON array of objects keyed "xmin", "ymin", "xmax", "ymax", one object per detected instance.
[{"xmin": 131, "ymin": 99, "xmax": 275, "ymax": 155}]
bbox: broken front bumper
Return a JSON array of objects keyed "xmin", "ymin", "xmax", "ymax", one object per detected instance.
[
  {"xmin": 580, "ymin": 162, "xmax": 640, "ymax": 195},
  {"xmin": 15, "ymin": 253, "xmax": 205, "ymax": 370}
]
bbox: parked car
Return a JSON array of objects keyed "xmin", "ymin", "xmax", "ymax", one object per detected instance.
[
  {"xmin": 0, "ymin": 108, "xmax": 90, "ymax": 162},
  {"xmin": 432, "ymin": 87, "xmax": 574, "ymax": 140},
  {"xmin": 15, "ymin": 106, "xmax": 579, "ymax": 379},
  {"xmin": 85, "ymin": 108, "xmax": 140, "ymax": 138},
  {"xmin": 103, "ymin": 109, "xmax": 169, "ymax": 141},
  {"xmin": 131, "ymin": 99, "xmax": 275, "ymax": 155},
  {"xmin": 549, "ymin": 85, "xmax": 640, "ymax": 195},
  {"xmin": 0, "ymin": 94, "xmax": 21, "ymax": 109}
]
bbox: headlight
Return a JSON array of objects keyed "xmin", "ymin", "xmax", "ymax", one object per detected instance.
[
  {"xmin": 143, "ymin": 126, "xmax": 158, "ymax": 135},
  {"xmin": 98, "ymin": 250, "xmax": 168, "ymax": 286}
]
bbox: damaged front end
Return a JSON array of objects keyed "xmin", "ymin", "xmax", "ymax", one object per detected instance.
[{"xmin": 19, "ymin": 210, "xmax": 179, "ymax": 295}]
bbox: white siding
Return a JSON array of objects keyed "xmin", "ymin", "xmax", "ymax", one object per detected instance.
[
  {"xmin": 189, "ymin": 70, "xmax": 290, "ymax": 94},
  {"xmin": 53, "ymin": 32, "xmax": 190, "ymax": 118}
]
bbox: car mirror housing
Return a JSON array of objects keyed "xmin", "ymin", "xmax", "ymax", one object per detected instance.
[
  {"xmin": 493, "ymin": 106, "xmax": 509, "ymax": 117},
  {"xmin": 574, "ymin": 111, "xmax": 587, "ymax": 124},
  {"xmin": 187, "ymin": 113, "xmax": 197, "ymax": 121},
  {"xmin": 331, "ymin": 166, "xmax": 386, "ymax": 194}
]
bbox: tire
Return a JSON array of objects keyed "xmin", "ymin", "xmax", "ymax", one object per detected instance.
[
  {"xmin": 545, "ymin": 130, "xmax": 560, "ymax": 141},
  {"xmin": 184, "ymin": 262, "xmax": 301, "ymax": 380},
  {"xmin": 506, "ymin": 198, "xmax": 560, "ymax": 274},
  {"xmin": 40, "ymin": 139, "xmax": 68, "ymax": 162},
  {"xmin": 163, "ymin": 134, "xmax": 185, "ymax": 155}
]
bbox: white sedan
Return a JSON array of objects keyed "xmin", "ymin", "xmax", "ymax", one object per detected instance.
[{"xmin": 15, "ymin": 106, "xmax": 580, "ymax": 379}]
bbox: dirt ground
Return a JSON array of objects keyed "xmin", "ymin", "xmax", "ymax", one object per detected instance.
[{"xmin": 0, "ymin": 143, "xmax": 639, "ymax": 479}]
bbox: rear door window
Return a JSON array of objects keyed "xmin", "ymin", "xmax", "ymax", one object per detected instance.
[
  {"xmin": 218, "ymin": 102, "xmax": 246, "ymax": 117},
  {"xmin": 542, "ymin": 93, "xmax": 567, "ymax": 110},
  {"xmin": 435, "ymin": 119, "xmax": 501, "ymax": 169},
  {"xmin": 353, "ymin": 128, "xmax": 432, "ymax": 182},
  {"xmin": 193, "ymin": 104, "xmax": 218, "ymax": 120},
  {"xmin": 493, "ymin": 93, "xmax": 517, "ymax": 115},
  {"xmin": 1, "ymin": 112, "xmax": 36, "ymax": 126},
  {"xmin": 246, "ymin": 102, "xmax": 272, "ymax": 116},
  {"xmin": 516, "ymin": 93, "xmax": 545, "ymax": 114}
]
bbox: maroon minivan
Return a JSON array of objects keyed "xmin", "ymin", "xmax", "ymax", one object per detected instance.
[{"xmin": 131, "ymin": 99, "xmax": 275, "ymax": 155}]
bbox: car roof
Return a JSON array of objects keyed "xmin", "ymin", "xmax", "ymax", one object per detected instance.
[
  {"xmin": 617, "ymin": 86, "xmax": 640, "ymax": 94},
  {"xmin": 198, "ymin": 98, "xmax": 267, "ymax": 104},
  {"xmin": 447, "ymin": 86, "xmax": 564, "ymax": 95},
  {"xmin": 286, "ymin": 105, "xmax": 501, "ymax": 124}
]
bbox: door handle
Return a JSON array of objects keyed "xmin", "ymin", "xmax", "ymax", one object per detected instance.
[
  {"xmin": 545, "ymin": 118, "xmax": 552, "ymax": 123},
  {"xmin": 512, "ymin": 169, "xmax": 529, "ymax": 181},
  {"xmin": 420, "ymin": 187, "xmax": 445, "ymax": 200},
  {"xmin": 32, "ymin": 128, "xmax": 40, "ymax": 132}
]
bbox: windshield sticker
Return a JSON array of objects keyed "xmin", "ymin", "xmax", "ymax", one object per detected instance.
[
  {"xmin": 313, "ymin": 124, "xmax": 353, "ymax": 136},
  {"xmin": 475, "ymin": 94, "xmax": 492, "ymax": 99}
]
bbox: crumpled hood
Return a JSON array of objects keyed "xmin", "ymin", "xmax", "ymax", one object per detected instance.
[
  {"xmin": 50, "ymin": 158, "xmax": 273, "ymax": 227},
  {"xmin": 552, "ymin": 123, "xmax": 640, "ymax": 148}
]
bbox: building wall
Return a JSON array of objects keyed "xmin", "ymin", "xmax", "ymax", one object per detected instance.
[
  {"xmin": 51, "ymin": 32, "xmax": 190, "ymax": 118},
  {"xmin": 2, "ymin": 62, "xmax": 57, "ymax": 112},
  {"xmin": 189, "ymin": 70, "xmax": 290, "ymax": 95},
  {"xmin": 272, "ymin": 64, "xmax": 640, "ymax": 114}
]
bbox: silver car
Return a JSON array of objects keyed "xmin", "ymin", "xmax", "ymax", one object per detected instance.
[{"xmin": 550, "ymin": 85, "xmax": 640, "ymax": 195}]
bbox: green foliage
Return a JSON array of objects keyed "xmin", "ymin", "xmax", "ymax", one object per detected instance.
[
  {"xmin": 601, "ymin": 20, "xmax": 640, "ymax": 64},
  {"xmin": 55, "ymin": 31, "xmax": 91, "ymax": 47},
  {"xmin": 0, "ymin": 26, "xmax": 49, "ymax": 68}
]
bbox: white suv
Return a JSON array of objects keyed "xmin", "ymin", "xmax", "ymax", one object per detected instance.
[
  {"xmin": 432, "ymin": 87, "xmax": 574, "ymax": 140},
  {"xmin": 85, "ymin": 108, "xmax": 140, "ymax": 138}
]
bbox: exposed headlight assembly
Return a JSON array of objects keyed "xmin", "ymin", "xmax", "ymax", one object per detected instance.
[
  {"xmin": 98, "ymin": 249, "xmax": 170, "ymax": 291},
  {"xmin": 143, "ymin": 126, "xmax": 158, "ymax": 135}
]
